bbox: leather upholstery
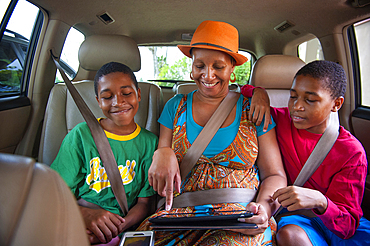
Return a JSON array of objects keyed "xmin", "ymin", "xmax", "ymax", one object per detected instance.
[
  {"xmin": 39, "ymin": 81, "xmax": 161, "ymax": 165},
  {"xmin": 78, "ymin": 35, "xmax": 141, "ymax": 72},
  {"xmin": 0, "ymin": 153, "xmax": 89, "ymax": 246},
  {"xmin": 176, "ymin": 83, "xmax": 197, "ymax": 94},
  {"xmin": 250, "ymin": 55, "xmax": 305, "ymax": 107}
]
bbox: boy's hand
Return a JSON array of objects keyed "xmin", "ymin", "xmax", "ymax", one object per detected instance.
[
  {"xmin": 148, "ymin": 147, "xmax": 181, "ymax": 211},
  {"xmin": 248, "ymin": 87, "xmax": 271, "ymax": 131},
  {"xmin": 79, "ymin": 206, "xmax": 125, "ymax": 244},
  {"xmin": 230, "ymin": 202, "xmax": 269, "ymax": 235},
  {"xmin": 272, "ymin": 186, "xmax": 328, "ymax": 214}
]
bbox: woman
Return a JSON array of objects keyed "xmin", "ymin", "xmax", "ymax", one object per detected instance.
[{"xmin": 138, "ymin": 20, "xmax": 286, "ymax": 245}]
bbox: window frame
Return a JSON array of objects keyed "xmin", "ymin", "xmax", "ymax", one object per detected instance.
[
  {"xmin": 0, "ymin": 0, "xmax": 43, "ymax": 98},
  {"xmin": 348, "ymin": 23, "xmax": 370, "ymax": 120}
]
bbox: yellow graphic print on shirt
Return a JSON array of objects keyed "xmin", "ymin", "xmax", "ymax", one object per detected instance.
[{"xmin": 86, "ymin": 157, "xmax": 136, "ymax": 193}]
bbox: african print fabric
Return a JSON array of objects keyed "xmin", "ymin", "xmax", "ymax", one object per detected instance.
[{"xmin": 138, "ymin": 94, "xmax": 277, "ymax": 245}]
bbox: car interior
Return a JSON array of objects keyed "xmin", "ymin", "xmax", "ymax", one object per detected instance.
[{"xmin": 0, "ymin": 0, "xmax": 369, "ymax": 244}]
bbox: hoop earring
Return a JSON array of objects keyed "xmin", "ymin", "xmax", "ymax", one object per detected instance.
[
  {"xmin": 230, "ymin": 72, "xmax": 236, "ymax": 83},
  {"xmin": 190, "ymin": 72, "xmax": 194, "ymax": 80}
]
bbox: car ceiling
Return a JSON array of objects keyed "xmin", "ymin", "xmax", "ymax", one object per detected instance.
[{"xmin": 30, "ymin": 0, "xmax": 370, "ymax": 56}]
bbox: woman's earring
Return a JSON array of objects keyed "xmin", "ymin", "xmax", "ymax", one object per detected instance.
[
  {"xmin": 190, "ymin": 72, "xmax": 194, "ymax": 80},
  {"xmin": 230, "ymin": 72, "xmax": 236, "ymax": 83}
]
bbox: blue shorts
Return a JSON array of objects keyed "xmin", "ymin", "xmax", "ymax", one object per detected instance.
[{"xmin": 278, "ymin": 215, "xmax": 370, "ymax": 246}]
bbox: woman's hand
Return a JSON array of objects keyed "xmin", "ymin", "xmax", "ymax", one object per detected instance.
[
  {"xmin": 148, "ymin": 147, "xmax": 181, "ymax": 211},
  {"xmin": 248, "ymin": 87, "xmax": 271, "ymax": 131},
  {"xmin": 273, "ymin": 186, "xmax": 328, "ymax": 214},
  {"xmin": 230, "ymin": 202, "xmax": 270, "ymax": 235},
  {"xmin": 79, "ymin": 206, "xmax": 125, "ymax": 244}
]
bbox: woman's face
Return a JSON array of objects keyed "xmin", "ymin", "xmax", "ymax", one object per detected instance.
[{"xmin": 191, "ymin": 48, "xmax": 235, "ymax": 98}]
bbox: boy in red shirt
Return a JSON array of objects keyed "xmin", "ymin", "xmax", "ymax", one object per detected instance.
[{"xmin": 241, "ymin": 60, "xmax": 370, "ymax": 245}]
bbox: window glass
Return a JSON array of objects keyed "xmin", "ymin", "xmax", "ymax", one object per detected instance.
[
  {"xmin": 234, "ymin": 50, "xmax": 252, "ymax": 85},
  {"xmin": 298, "ymin": 38, "xmax": 324, "ymax": 63},
  {"xmin": 354, "ymin": 19, "xmax": 370, "ymax": 107},
  {"xmin": 0, "ymin": 0, "xmax": 39, "ymax": 97},
  {"xmin": 55, "ymin": 27, "xmax": 85, "ymax": 82},
  {"xmin": 134, "ymin": 46, "xmax": 252, "ymax": 87}
]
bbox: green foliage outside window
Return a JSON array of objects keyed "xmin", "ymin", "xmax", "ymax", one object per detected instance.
[
  {"xmin": 158, "ymin": 56, "xmax": 192, "ymax": 80},
  {"xmin": 0, "ymin": 59, "xmax": 22, "ymax": 94},
  {"xmin": 233, "ymin": 60, "xmax": 251, "ymax": 85}
]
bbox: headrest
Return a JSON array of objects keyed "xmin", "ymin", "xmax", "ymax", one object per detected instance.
[
  {"xmin": 78, "ymin": 35, "xmax": 141, "ymax": 72},
  {"xmin": 250, "ymin": 55, "xmax": 305, "ymax": 89},
  {"xmin": 0, "ymin": 153, "xmax": 89, "ymax": 245}
]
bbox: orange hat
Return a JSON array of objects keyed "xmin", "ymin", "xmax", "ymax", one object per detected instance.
[{"xmin": 178, "ymin": 20, "xmax": 248, "ymax": 66}]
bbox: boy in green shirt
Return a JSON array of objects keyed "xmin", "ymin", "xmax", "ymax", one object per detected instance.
[{"xmin": 51, "ymin": 62, "xmax": 158, "ymax": 245}]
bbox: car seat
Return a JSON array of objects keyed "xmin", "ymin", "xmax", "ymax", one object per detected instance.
[
  {"xmin": 0, "ymin": 153, "xmax": 89, "ymax": 246},
  {"xmin": 250, "ymin": 55, "xmax": 305, "ymax": 107},
  {"xmin": 38, "ymin": 34, "xmax": 162, "ymax": 165}
]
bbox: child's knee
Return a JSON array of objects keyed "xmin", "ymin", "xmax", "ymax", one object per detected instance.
[
  {"xmin": 277, "ymin": 225, "xmax": 295, "ymax": 244},
  {"xmin": 276, "ymin": 225, "xmax": 312, "ymax": 246}
]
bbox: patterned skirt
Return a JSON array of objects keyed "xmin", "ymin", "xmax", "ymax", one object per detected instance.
[{"xmin": 137, "ymin": 202, "xmax": 277, "ymax": 246}]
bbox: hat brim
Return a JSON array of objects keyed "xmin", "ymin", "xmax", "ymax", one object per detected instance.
[{"xmin": 177, "ymin": 44, "xmax": 248, "ymax": 66}]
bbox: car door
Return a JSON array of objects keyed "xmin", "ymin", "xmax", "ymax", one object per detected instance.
[{"xmin": 0, "ymin": 0, "xmax": 41, "ymax": 153}]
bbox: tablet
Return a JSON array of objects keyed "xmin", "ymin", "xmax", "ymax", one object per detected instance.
[{"xmin": 149, "ymin": 210, "xmax": 257, "ymax": 230}]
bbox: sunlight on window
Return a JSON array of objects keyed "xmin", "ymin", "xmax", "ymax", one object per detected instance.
[
  {"xmin": 55, "ymin": 27, "xmax": 85, "ymax": 82},
  {"xmin": 5, "ymin": 0, "xmax": 39, "ymax": 39},
  {"xmin": 135, "ymin": 46, "xmax": 190, "ymax": 83},
  {"xmin": 60, "ymin": 28, "xmax": 85, "ymax": 71},
  {"xmin": 298, "ymin": 38, "xmax": 324, "ymax": 64},
  {"xmin": 354, "ymin": 18, "xmax": 370, "ymax": 107}
]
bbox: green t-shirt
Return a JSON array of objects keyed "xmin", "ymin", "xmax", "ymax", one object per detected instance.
[{"xmin": 51, "ymin": 122, "xmax": 158, "ymax": 217}]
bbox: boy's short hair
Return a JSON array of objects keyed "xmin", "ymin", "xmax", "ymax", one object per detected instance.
[
  {"xmin": 94, "ymin": 62, "xmax": 139, "ymax": 97},
  {"xmin": 295, "ymin": 60, "xmax": 347, "ymax": 99}
]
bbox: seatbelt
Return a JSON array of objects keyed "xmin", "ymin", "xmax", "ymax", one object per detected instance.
[
  {"xmin": 274, "ymin": 111, "xmax": 340, "ymax": 216},
  {"xmin": 180, "ymin": 91, "xmax": 240, "ymax": 180},
  {"xmin": 51, "ymin": 51, "xmax": 129, "ymax": 215}
]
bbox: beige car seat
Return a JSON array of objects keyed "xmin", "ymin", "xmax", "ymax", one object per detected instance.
[
  {"xmin": 0, "ymin": 153, "xmax": 89, "ymax": 246},
  {"xmin": 250, "ymin": 55, "xmax": 305, "ymax": 107},
  {"xmin": 39, "ymin": 35, "xmax": 162, "ymax": 165}
]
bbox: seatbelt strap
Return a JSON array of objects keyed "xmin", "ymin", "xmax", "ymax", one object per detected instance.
[
  {"xmin": 51, "ymin": 51, "xmax": 129, "ymax": 215},
  {"xmin": 180, "ymin": 91, "xmax": 240, "ymax": 180},
  {"xmin": 274, "ymin": 111, "xmax": 340, "ymax": 216}
]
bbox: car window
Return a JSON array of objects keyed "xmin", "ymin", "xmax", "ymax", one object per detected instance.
[
  {"xmin": 0, "ymin": 0, "xmax": 40, "ymax": 97},
  {"xmin": 353, "ymin": 18, "xmax": 370, "ymax": 108},
  {"xmin": 298, "ymin": 37, "xmax": 324, "ymax": 63},
  {"xmin": 55, "ymin": 27, "xmax": 85, "ymax": 82},
  {"xmin": 134, "ymin": 46, "xmax": 252, "ymax": 88}
]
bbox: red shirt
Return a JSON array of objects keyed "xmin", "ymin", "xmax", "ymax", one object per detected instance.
[
  {"xmin": 240, "ymin": 85, "xmax": 367, "ymax": 239},
  {"xmin": 273, "ymin": 107, "xmax": 367, "ymax": 239}
]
